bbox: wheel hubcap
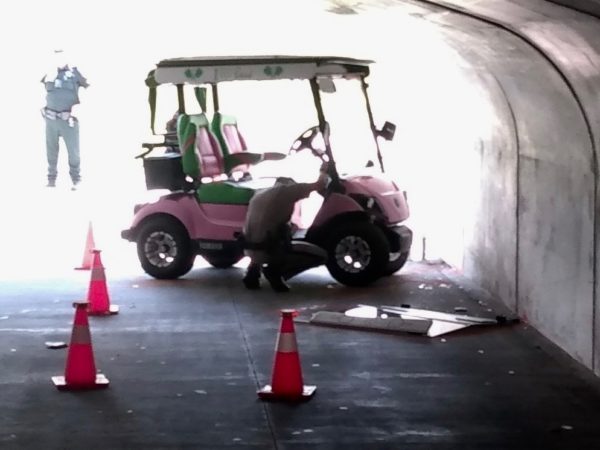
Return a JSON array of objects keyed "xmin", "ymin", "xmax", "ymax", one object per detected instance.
[
  {"xmin": 335, "ymin": 235, "xmax": 371, "ymax": 273},
  {"xmin": 144, "ymin": 231, "xmax": 177, "ymax": 268}
]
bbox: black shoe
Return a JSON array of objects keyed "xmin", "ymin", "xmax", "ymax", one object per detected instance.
[
  {"xmin": 46, "ymin": 180, "xmax": 56, "ymax": 188},
  {"xmin": 242, "ymin": 275, "xmax": 261, "ymax": 290},
  {"xmin": 263, "ymin": 266, "xmax": 290, "ymax": 293}
]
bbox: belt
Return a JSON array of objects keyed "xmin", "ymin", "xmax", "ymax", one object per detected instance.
[{"xmin": 42, "ymin": 108, "xmax": 72, "ymax": 121}]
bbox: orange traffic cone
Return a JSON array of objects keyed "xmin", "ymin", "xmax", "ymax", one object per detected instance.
[
  {"xmin": 52, "ymin": 302, "xmax": 109, "ymax": 390},
  {"xmin": 258, "ymin": 309, "xmax": 316, "ymax": 401},
  {"xmin": 86, "ymin": 249, "xmax": 119, "ymax": 316},
  {"xmin": 75, "ymin": 221, "xmax": 96, "ymax": 270}
]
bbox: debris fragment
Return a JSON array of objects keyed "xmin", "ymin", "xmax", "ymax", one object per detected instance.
[
  {"xmin": 194, "ymin": 390, "xmax": 207, "ymax": 395},
  {"xmin": 45, "ymin": 341, "xmax": 68, "ymax": 349},
  {"xmin": 454, "ymin": 307, "xmax": 468, "ymax": 313}
]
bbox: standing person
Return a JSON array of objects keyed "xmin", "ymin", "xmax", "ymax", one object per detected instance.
[
  {"xmin": 41, "ymin": 49, "xmax": 89, "ymax": 190},
  {"xmin": 242, "ymin": 167, "xmax": 330, "ymax": 292}
]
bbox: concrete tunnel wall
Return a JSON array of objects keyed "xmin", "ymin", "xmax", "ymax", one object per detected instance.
[{"xmin": 372, "ymin": 0, "xmax": 600, "ymax": 375}]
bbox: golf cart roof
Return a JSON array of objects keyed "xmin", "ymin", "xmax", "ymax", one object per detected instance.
[{"xmin": 151, "ymin": 55, "xmax": 373, "ymax": 85}]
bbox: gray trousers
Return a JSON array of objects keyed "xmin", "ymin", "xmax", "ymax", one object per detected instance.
[{"xmin": 45, "ymin": 117, "xmax": 81, "ymax": 182}]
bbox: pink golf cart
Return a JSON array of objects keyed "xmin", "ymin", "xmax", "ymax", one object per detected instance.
[{"xmin": 121, "ymin": 56, "xmax": 412, "ymax": 286}]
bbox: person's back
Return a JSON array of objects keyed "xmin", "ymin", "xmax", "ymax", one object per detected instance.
[
  {"xmin": 243, "ymin": 181, "xmax": 313, "ymax": 263},
  {"xmin": 242, "ymin": 173, "xmax": 329, "ymax": 291}
]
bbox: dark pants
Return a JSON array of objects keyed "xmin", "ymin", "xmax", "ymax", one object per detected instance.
[{"xmin": 245, "ymin": 241, "xmax": 327, "ymax": 282}]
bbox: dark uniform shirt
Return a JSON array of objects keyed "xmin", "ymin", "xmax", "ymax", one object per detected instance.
[{"xmin": 42, "ymin": 66, "xmax": 89, "ymax": 112}]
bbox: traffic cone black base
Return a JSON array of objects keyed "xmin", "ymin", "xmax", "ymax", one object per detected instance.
[
  {"xmin": 52, "ymin": 374, "xmax": 109, "ymax": 391},
  {"xmin": 88, "ymin": 304, "xmax": 119, "ymax": 316},
  {"xmin": 258, "ymin": 384, "xmax": 316, "ymax": 401}
]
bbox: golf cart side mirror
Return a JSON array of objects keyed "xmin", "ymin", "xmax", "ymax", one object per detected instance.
[{"xmin": 377, "ymin": 121, "xmax": 396, "ymax": 141}]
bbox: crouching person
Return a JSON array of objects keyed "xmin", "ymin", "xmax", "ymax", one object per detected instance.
[{"xmin": 242, "ymin": 169, "xmax": 329, "ymax": 292}]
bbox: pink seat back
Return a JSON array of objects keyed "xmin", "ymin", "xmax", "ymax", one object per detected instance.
[{"xmin": 195, "ymin": 127, "xmax": 224, "ymax": 178}]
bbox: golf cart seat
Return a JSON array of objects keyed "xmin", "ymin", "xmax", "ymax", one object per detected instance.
[
  {"xmin": 211, "ymin": 113, "xmax": 251, "ymax": 174},
  {"xmin": 177, "ymin": 113, "xmax": 255, "ymax": 205},
  {"xmin": 212, "ymin": 112, "xmax": 287, "ymax": 176}
]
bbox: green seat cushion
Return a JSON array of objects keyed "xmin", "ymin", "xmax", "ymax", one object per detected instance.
[{"xmin": 196, "ymin": 181, "xmax": 255, "ymax": 205}]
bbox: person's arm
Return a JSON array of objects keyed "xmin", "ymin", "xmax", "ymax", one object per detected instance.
[
  {"xmin": 73, "ymin": 67, "xmax": 89, "ymax": 88},
  {"xmin": 282, "ymin": 172, "xmax": 329, "ymax": 203}
]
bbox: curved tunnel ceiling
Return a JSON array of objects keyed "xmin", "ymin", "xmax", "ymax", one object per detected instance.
[{"xmin": 327, "ymin": 0, "xmax": 600, "ymax": 372}]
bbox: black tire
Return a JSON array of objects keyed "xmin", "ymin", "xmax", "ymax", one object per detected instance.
[
  {"xmin": 203, "ymin": 253, "xmax": 243, "ymax": 269},
  {"xmin": 384, "ymin": 251, "xmax": 409, "ymax": 276},
  {"xmin": 136, "ymin": 216, "xmax": 195, "ymax": 279},
  {"xmin": 325, "ymin": 221, "xmax": 390, "ymax": 287}
]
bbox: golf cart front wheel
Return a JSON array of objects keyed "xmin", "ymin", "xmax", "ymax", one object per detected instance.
[
  {"xmin": 136, "ymin": 217, "xmax": 195, "ymax": 279},
  {"xmin": 325, "ymin": 222, "xmax": 390, "ymax": 287},
  {"xmin": 384, "ymin": 251, "xmax": 409, "ymax": 276}
]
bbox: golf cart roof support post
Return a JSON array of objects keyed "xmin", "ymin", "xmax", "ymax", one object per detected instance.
[
  {"xmin": 310, "ymin": 78, "xmax": 340, "ymax": 185},
  {"xmin": 176, "ymin": 84, "xmax": 185, "ymax": 114},
  {"xmin": 360, "ymin": 76, "xmax": 385, "ymax": 173},
  {"xmin": 211, "ymin": 84, "xmax": 220, "ymax": 112}
]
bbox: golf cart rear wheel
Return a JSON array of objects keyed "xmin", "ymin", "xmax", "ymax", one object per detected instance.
[
  {"xmin": 384, "ymin": 251, "xmax": 409, "ymax": 276},
  {"xmin": 325, "ymin": 221, "xmax": 389, "ymax": 287},
  {"xmin": 204, "ymin": 253, "xmax": 243, "ymax": 269},
  {"xmin": 136, "ymin": 217, "xmax": 195, "ymax": 279}
]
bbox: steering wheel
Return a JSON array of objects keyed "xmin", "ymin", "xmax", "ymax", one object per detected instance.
[{"xmin": 288, "ymin": 126, "xmax": 325, "ymax": 158}]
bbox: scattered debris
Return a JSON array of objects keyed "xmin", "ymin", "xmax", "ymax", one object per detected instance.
[
  {"xmin": 508, "ymin": 370, "xmax": 515, "ymax": 375},
  {"xmin": 301, "ymin": 304, "xmax": 518, "ymax": 338},
  {"xmin": 339, "ymin": 406, "xmax": 349, "ymax": 410},
  {"xmin": 194, "ymin": 390, "xmax": 207, "ymax": 395},
  {"xmin": 312, "ymin": 363, "xmax": 320, "ymax": 367},
  {"xmin": 307, "ymin": 309, "xmax": 431, "ymax": 335},
  {"xmin": 45, "ymin": 341, "xmax": 68, "ymax": 349},
  {"xmin": 454, "ymin": 306, "xmax": 468, "ymax": 313},
  {"xmin": 560, "ymin": 425, "xmax": 573, "ymax": 431},
  {"xmin": 439, "ymin": 283, "xmax": 451, "ymax": 289},
  {"xmin": 478, "ymin": 349, "xmax": 485, "ymax": 354}
]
